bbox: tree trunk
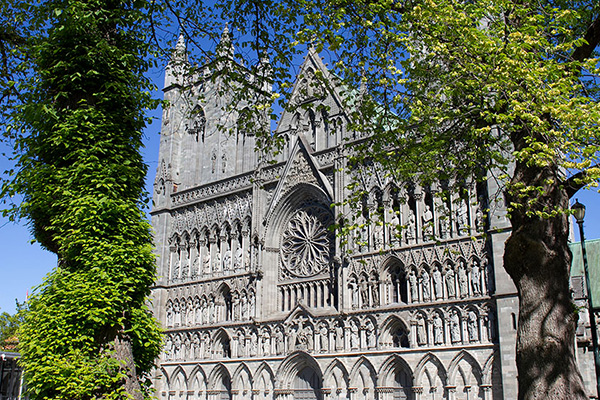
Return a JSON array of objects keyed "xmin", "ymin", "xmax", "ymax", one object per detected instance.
[
  {"xmin": 504, "ymin": 136, "xmax": 587, "ymax": 399},
  {"xmin": 113, "ymin": 332, "xmax": 143, "ymax": 400}
]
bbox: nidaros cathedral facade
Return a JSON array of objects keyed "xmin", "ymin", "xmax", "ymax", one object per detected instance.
[{"xmin": 150, "ymin": 32, "xmax": 596, "ymax": 400}]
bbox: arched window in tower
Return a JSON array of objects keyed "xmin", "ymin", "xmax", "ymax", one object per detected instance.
[
  {"xmin": 188, "ymin": 106, "xmax": 206, "ymax": 142},
  {"xmin": 294, "ymin": 367, "xmax": 322, "ymax": 400},
  {"xmin": 307, "ymin": 109, "xmax": 317, "ymax": 149}
]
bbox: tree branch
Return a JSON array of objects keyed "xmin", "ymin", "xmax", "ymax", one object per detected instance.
[
  {"xmin": 571, "ymin": 13, "xmax": 600, "ymax": 62},
  {"xmin": 564, "ymin": 164, "xmax": 600, "ymax": 199}
]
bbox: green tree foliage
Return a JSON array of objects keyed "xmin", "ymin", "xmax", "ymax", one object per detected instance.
[
  {"xmin": 2, "ymin": 0, "xmax": 162, "ymax": 398},
  {"xmin": 0, "ymin": 301, "xmax": 24, "ymax": 351},
  {"xmin": 163, "ymin": 0, "xmax": 600, "ymax": 398}
]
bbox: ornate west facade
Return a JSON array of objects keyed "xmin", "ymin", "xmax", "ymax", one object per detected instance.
[{"xmin": 150, "ymin": 33, "xmax": 596, "ymax": 400}]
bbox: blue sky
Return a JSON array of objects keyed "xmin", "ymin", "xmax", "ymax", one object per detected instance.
[{"xmin": 1, "ymin": 65, "xmax": 600, "ymax": 315}]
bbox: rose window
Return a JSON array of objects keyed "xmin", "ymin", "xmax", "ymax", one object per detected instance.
[{"xmin": 281, "ymin": 208, "xmax": 332, "ymax": 278}]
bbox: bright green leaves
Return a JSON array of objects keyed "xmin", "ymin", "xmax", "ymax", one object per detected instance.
[{"xmin": 11, "ymin": 0, "xmax": 162, "ymax": 398}]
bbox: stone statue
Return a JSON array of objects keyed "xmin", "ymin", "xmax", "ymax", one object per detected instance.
[
  {"xmin": 360, "ymin": 283, "xmax": 369, "ymax": 308},
  {"xmin": 335, "ymin": 321, "xmax": 344, "ymax": 350},
  {"xmin": 262, "ymin": 331, "xmax": 271, "ymax": 355},
  {"xmin": 319, "ymin": 325, "xmax": 329, "ymax": 352},
  {"xmin": 373, "ymin": 222, "xmax": 384, "ymax": 248},
  {"xmin": 409, "ymin": 271, "xmax": 419, "ymax": 302},
  {"xmin": 366, "ymin": 320, "xmax": 376, "ymax": 348},
  {"xmin": 171, "ymin": 251, "xmax": 180, "ymax": 281},
  {"xmin": 389, "ymin": 213, "xmax": 400, "ymax": 245},
  {"xmin": 458, "ymin": 261, "xmax": 468, "ymax": 297},
  {"xmin": 422, "ymin": 204, "xmax": 433, "ymax": 238},
  {"xmin": 421, "ymin": 270, "xmax": 431, "ymax": 301},
  {"xmin": 203, "ymin": 253, "xmax": 211, "ymax": 274},
  {"xmin": 450, "ymin": 310, "xmax": 461, "ymax": 343},
  {"xmin": 223, "ymin": 249, "xmax": 232, "ymax": 270},
  {"xmin": 234, "ymin": 247, "xmax": 243, "ymax": 269},
  {"xmin": 166, "ymin": 302, "xmax": 174, "ymax": 327},
  {"xmin": 165, "ymin": 336, "xmax": 173, "ymax": 361},
  {"xmin": 173, "ymin": 301, "xmax": 181, "ymax": 326},
  {"xmin": 250, "ymin": 330, "xmax": 258, "ymax": 356},
  {"xmin": 350, "ymin": 320, "xmax": 360, "ymax": 349},
  {"xmin": 456, "ymin": 200, "xmax": 468, "ymax": 235},
  {"xmin": 468, "ymin": 311, "xmax": 478, "ymax": 342},
  {"xmin": 471, "ymin": 260, "xmax": 481, "ymax": 295},
  {"xmin": 416, "ymin": 315, "xmax": 427, "ymax": 345},
  {"xmin": 351, "ymin": 282, "xmax": 359, "ymax": 309},
  {"xmin": 275, "ymin": 327, "xmax": 284, "ymax": 355},
  {"xmin": 371, "ymin": 281, "xmax": 379, "ymax": 306},
  {"xmin": 213, "ymin": 251, "xmax": 222, "ymax": 272},
  {"xmin": 249, "ymin": 291, "xmax": 256, "ymax": 318},
  {"xmin": 433, "ymin": 268, "xmax": 443, "ymax": 299},
  {"xmin": 406, "ymin": 209, "xmax": 416, "ymax": 243},
  {"xmin": 445, "ymin": 266, "xmax": 456, "ymax": 298},
  {"xmin": 237, "ymin": 331, "xmax": 246, "ymax": 357},
  {"xmin": 433, "ymin": 313, "xmax": 443, "ymax": 344}
]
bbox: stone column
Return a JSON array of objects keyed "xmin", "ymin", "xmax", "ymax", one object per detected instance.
[
  {"xmin": 412, "ymin": 386, "xmax": 423, "ymax": 400},
  {"xmin": 445, "ymin": 386, "xmax": 457, "ymax": 400}
]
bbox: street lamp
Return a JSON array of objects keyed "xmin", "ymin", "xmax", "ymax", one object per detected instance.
[{"xmin": 572, "ymin": 199, "xmax": 600, "ymax": 398}]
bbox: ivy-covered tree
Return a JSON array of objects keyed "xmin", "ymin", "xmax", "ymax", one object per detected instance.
[
  {"xmin": 4, "ymin": 0, "xmax": 162, "ymax": 398},
  {"xmin": 161, "ymin": 0, "xmax": 600, "ymax": 398}
]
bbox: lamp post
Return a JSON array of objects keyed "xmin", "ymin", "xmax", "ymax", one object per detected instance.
[{"xmin": 572, "ymin": 199, "xmax": 600, "ymax": 398}]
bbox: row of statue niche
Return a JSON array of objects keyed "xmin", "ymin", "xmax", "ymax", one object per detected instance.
[
  {"xmin": 163, "ymin": 318, "xmax": 380, "ymax": 361},
  {"xmin": 355, "ymin": 195, "xmax": 485, "ymax": 252},
  {"xmin": 169, "ymin": 238, "xmax": 252, "ymax": 283},
  {"xmin": 413, "ymin": 307, "xmax": 495, "ymax": 347},
  {"xmin": 408, "ymin": 259, "xmax": 487, "ymax": 303},
  {"xmin": 165, "ymin": 291, "xmax": 256, "ymax": 328},
  {"xmin": 348, "ymin": 273, "xmax": 380, "ymax": 310}
]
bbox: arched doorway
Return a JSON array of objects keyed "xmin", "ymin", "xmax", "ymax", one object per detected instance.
[{"xmin": 294, "ymin": 367, "xmax": 322, "ymax": 400}]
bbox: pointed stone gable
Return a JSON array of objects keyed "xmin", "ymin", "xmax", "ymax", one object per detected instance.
[{"xmin": 264, "ymin": 135, "xmax": 334, "ymax": 218}]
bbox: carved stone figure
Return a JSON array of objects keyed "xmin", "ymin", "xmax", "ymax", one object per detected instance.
[
  {"xmin": 458, "ymin": 261, "xmax": 469, "ymax": 297},
  {"xmin": 433, "ymin": 313, "xmax": 443, "ymax": 344},
  {"xmin": 335, "ymin": 321, "xmax": 344, "ymax": 350},
  {"xmin": 275, "ymin": 327, "xmax": 284, "ymax": 355},
  {"xmin": 350, "ymin": 320, "xmax": 360, "ymax": 349},
  {"xmin": 406, "ymin": 209, "xmax": 416, "ymax": 242},
  {"xmin": 389, "ymin": 213, "xmax": 400, "ymax": 244},
  {"xmin": 445, "ymin": 266, "xmax": 456, "ymax": 298},
  {"xmin": 166, "ymin": 302, "xmax": 174, "ymax": 327},
  {"xmin": 360, "ymin": 283, "xmax": 369, "ymax": 308},
  {"xmin": 416, "ymin": 315, "xmax": 427, "ymax": 345},
  {"xmin": 262, "ymin": 331, "xmax": 271, "ymax": 355},
  {"xmin": 365, "ymin": 320, "xmax": 376, "ymax": 348},
  {"xmin": 409, "ymin": 270, "xmax": 419, "ymax": 302},
  {"xmin": 319, "ymin": 325, "xmax": 329, "ymax": 352},
  {"xmin": 173, "ymin": 301, "xmax": 181, "ymax": 326},
  {"xmin": 234, "ymin": 247, "xmax": 243, "ymax": 269},
  {"xmin": 422, "ymin": 204, "xmax": 433, "ymax": 238},
  {"xmin": 249, "ymin": 291, "xmax": 256, "ymax": 318},
  {"xmin": 371, "ymin": 281, "xmax": 379, "ymax": 306},
  {"xmin": 456, "ymin": 199, "xmax": 468, "ymax": 235},
  {"xmin": 171, "ymin": 251, "xmax": 180, "ymax": 281},
  {"xmin": 421, "ymin": 270, "xmax": 431, "ymax": 301},
  {"xmin": 433, "ymin": 268, "xmax": 443, "ymax": 299},
  {"xmin": 165, "ymin": 336, "xmax": 173, "ymax": 361},
  {"xmin": 450, "ymin": 310, "xmax": 461, "ymax": 343},
  {"xmin": 203, "ymin": 253, "xmax": 211, "ymax": 274},
  {"xmin": 373, "ymin": 222, "xmax": 384, "ymax": 247},
  {"xmin": 213, "ymin": 251, "xmax": 222, "ymax": 272},
  {"xmin": 468, "ymin": 310, "xmax": 478, "ymax": 342},
  {"xmin": 223, "ymin": 249, "xmax": 232, "ymax": 270},
  {"xmin": 471, "ymin": 260, "xmax": 481, "ymax": 295}
]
